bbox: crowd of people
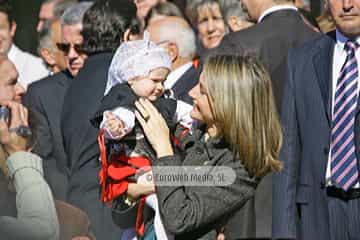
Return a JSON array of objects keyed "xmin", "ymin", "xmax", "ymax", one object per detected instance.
[{"xmin": 0, "ymin": 0, "xmax": 358, "ymax": 240}]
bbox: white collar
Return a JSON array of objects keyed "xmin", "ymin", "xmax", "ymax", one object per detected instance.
[
  {"xmin": 258, "ymin": 5, "xmax": 298, "ymax": 23},
  {"xmin": 7, "ymin": 44, "xmax": 18, "ymax": 62},
  {"xmin": 335, "ymin": 29, "xmax": 360, "ymax": 51},
  {"xmin": 164, "ymin": 62, "xmax": 193, "ymax": 90}
]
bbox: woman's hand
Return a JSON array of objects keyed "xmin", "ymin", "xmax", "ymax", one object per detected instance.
[
  {"xmin": 135, "ymin": 98, "xmax": 174, "ymax": 158},
  {"xmin": 0, "ymin": 101, "xmax": 30, "ymax": 175},
  {"xmin": 0, "ymin": 101, "xmax": 30, "ymax": 155},
  {"xmin": 127, "ymin": 182, "xmax": 155, "ymax": 200}
]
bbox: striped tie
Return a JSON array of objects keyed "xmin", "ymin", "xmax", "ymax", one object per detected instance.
[{"xmin": 330, "ymin": 40, "xmax": 360, "ymax": 191}]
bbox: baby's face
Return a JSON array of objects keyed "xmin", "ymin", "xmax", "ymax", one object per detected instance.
[{"xmin": 128, "ymin": 67, "xmax": 170, "ymax": 101}]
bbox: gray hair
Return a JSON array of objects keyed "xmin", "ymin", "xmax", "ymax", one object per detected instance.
[
  {"xmin": 53, "ymin": 0, "xmax": 78, "ymax": 20},
  {"xmin": 186, "ymin": 0, "xmax": 221, "ymax": 26},
  {"xmin": 60, "ymin": 2, "xmax": 93, "ymax": 27},
  {"xmin": 37, "ymin": 20, "xmax": 55, "ymax": 55},
  {"xmin": 220, "ymin": 0, "xmax": 246, "ymax": 21},
  {"xmin": 157, "ymin": 19, "xmax": 196, "ymax": 60}
]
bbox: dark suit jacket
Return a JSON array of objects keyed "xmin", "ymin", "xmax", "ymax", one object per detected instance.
[
  {"xmin": 216, "ymin": 9, "xmax": 319, "ymax": 110},
  {"xmin": 61, "ymin": 52, "xmax": 122, "ymax": 239},
  {"xmin": 272, "ymin": 33, "xmax": 339, "ymax": 240},
  {"xmin": 23, "ymin": 71, "xmax": 72, "ymax": 201},
  {"xmin": 171, "ymin": 64, "xmax": 199, "ymax": 105},
  {"xmin": 215, "ymin": 9, "xmax": 320, "ymax": 238}
]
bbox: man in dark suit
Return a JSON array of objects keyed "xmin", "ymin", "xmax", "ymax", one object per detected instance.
[
  {"xmin": 214, "ymin": 0, "xmax": 319, "ymax": 238},
  {"xmin": 147, "ymin": 16, "xmax": 199, "ymax": 104},
  {"xmin": 61, "ymin": 0, "xmax": 139, "ymax": 239},
  {"xmin": 22, "ymin": 2, "xmax": 92, "ymax": 201},
  {"xmin": 273, "ymin": 0, "xmax": 360, "ymax": 239},
  {"xmin": 23, "ymin": 71, "xmax": 72, "ymax": 201}
]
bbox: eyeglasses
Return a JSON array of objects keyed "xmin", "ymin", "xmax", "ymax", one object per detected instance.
[{"xmin": 56, "ymin": 42, "xmax": 84, "ymax": 55}]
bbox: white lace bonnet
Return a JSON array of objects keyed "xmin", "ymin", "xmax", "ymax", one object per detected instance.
[{"xmin": 104, "ymin": 32, "xmax": 172, "ymax": 95}]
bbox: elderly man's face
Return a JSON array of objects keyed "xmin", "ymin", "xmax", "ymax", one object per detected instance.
[
  {"xmin": 59, "ymin": 23, "xmax": 87, "ymax": 77},
  {"xmin": 0, "ymin": 59, "xmax": 24, "ymax": 103},
  {"xmin": 0, "ymin": 12, "xmax": 16, "ymax": 56},
  {"xmin": 329, "ymin": 0, "xmax": 360, "ymax": 38}
]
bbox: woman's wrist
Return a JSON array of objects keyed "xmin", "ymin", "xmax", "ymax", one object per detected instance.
[{"xmin": 156, "ymin": 143, "xmax": 174, "ymax": 158}]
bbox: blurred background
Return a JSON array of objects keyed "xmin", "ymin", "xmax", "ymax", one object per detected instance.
[{"xmin": 13, "ymin": 0, "xmax": 327, "ymax": 55}]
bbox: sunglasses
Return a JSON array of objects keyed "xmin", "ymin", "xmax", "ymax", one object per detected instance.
[{"xmin": 56, "ymin": 42, "xmax": 84, "ymax": 55}]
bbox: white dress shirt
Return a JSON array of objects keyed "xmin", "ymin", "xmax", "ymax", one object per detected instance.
[
  {"xmin": 164, "ymin": 62, "xmax": 193, "ymax": 90},
  {"xmin": 258, "ymin": 5, "xmax": 298, "ymax": 23},
  {"xmin": 325, "ymin": 30, "xmax": 360, "ymax": 188},
  {"xmin": 8, "ymin": 44, "xmax": 50, "ymax": 89}
]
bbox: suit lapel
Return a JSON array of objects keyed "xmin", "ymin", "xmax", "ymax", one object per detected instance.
[
  {"xmin": 312, "ymin": 34, "xmax": 336, "ymax": 127},
  {"xmin": 171, "ymin": 65, "xmax": 197, "ymax": 97}
]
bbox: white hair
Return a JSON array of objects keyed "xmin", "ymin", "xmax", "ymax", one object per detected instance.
[{"xmin": 157, "ymin": 20, "xmax": 196, "ymax": 60}]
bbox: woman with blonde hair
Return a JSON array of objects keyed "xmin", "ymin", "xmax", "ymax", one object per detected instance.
[{"xmin": 128, "ymin": 54, "xmax": 282, "ymax": 239}]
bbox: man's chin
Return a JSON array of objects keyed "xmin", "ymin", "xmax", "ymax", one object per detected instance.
[{"xmin": 69, "ymin": 68, "xmax": 79, "ymax": 77}]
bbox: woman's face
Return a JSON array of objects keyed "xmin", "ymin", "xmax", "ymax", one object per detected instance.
[
  {"xmin": 189, "ymin": 72, "xmax": 215, "ymax": 124},
  {"xmin": 197, "ymin": 3, "xmax": 226, "ymax": 49}
]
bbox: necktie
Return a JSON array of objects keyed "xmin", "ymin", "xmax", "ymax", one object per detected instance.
[{"xmin": 330, "ymin": 40, "xmax": 360, "ymax": 191}]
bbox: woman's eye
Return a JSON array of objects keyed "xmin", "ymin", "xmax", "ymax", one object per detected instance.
[{"xmin": 199, "ymin": 18, "xmax": 207, "ymax": 24}]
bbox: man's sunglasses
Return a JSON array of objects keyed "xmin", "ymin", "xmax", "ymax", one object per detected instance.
[{"xmin": 56, "ymin": 42, "xmax": 84, "ymax": 55}]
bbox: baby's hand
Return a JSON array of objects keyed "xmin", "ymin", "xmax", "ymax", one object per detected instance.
[{"xmin": 104, "ymin": 111, "xmax": 126, "ymax": 138}]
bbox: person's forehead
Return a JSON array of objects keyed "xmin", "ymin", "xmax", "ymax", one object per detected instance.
[
  {"xmin": 62, "ymin": 24, "xmax": 82, "ymax": 35},
  {"xmin": 0, "ymin": 11, "xmax": 10, "ymax": 25},
  {"xmin": 198, "ymin": 3, "xmax": 221, "ymax": 18},
  {"xmin": 62, "ymin": 24, "xmax": 83, "ymax": 42}
]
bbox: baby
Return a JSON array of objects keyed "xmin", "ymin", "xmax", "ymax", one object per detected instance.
[{"xmin": 91, "ymin": 33, "xmax": 192, "ymax": 240}]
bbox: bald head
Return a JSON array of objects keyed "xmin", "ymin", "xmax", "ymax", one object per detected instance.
[{"xmin": 147, "ymin": 16, "xmax": 196, "ymax": 61}]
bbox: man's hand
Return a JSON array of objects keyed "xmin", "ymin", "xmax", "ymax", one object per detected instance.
[{"xmin": 0, "ymin": 101, "xmax": 30, "ymax": 155}]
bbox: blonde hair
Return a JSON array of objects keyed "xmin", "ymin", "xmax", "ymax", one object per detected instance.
[{"xmin": 204, "ymin": 55, "xmax": 282, "ymax": 177}]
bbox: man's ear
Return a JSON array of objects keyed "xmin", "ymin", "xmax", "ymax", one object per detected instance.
[
  {"xmin": 167, "ymin": 42, "xmax": 178, "ymax": 63},
  {"xmin": 123, "ymin": 28, "xmax": 142, "ymax": 42},
  {"xmin": 40, "ymin": 48, "xmax": 56, "ymax": 66},
  {"xmin": 10, "ymin": 21, "xmax": 16, "ymax": 38},
  {"xmin": 123, "ymin": 28, "xmax": 131, "ymax": 42}
]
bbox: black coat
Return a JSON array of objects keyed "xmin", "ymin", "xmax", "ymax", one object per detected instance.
[
  {"xmin": 153, "ymin": 129, "xmax": 258, "ymax": 239},
  {"xmin": 61, "ymin": 52, "xmax": 122, "ymax": 239},
  {"xmin": 214, "ymin": 9, "xmax": 321, "ymax": 238},
  {"xmin": 23, "ymin": 71, "xmax": 72, "ymax": 201},
  {"xmin": 171, "ymin": 64, "xmax": 199, "ymax": 105}
]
